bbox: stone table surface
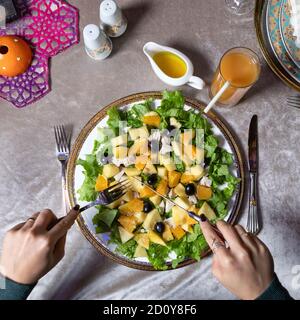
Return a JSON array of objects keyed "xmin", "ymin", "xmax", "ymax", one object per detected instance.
[{"xmin": 0, "ymin": 0, "xmax": 299, "ymax": 300}]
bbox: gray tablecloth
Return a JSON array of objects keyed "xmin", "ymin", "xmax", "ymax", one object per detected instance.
[{"xmin": 1, "ymin": 0, "xmax": 299, "ymax": 300}]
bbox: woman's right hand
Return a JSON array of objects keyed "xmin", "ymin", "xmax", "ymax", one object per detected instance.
[{"xmin": 200, "ymin": 216, "xmax": 274, "ymax": 300}]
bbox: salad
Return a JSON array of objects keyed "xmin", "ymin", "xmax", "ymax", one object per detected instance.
[{"xmin": 77, "ymin": 90, "xmax": 240, "ymax": 270}]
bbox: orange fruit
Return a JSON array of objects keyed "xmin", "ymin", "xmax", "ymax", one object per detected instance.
[{"xmin": 0, "ymin": 36, "xmax": 32, "ymax": 77}]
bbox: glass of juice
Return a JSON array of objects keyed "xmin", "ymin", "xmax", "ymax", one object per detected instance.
[{"xmin": 210, "ymin": 47, "xmax": 261, "ymax": 107}]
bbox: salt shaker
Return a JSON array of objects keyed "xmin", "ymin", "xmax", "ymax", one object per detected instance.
[
  {"xmin": 99, "ymin": 0, "xmax": 127, "ymax": 37},
  {"xmin": 83, "ymin": 24, "xmax": 112, "ymax": 60}
]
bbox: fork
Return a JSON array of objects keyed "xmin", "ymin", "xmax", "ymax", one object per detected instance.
[
  {"xmin": 54, "ymin": 125, "xmax": 70, "ymax": 214},
  {"xmin": 287, "ymin": 95, "xmax": 300, "ymax": 109},
  {"xmin": 78, "ymin": 179, "xmax": 131, "ymax": 212}
]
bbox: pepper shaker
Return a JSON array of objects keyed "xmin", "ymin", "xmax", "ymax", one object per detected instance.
[
  {"xmin": 99, "ymin": 0, "xmax": 127, "ymax": 37},
  {"xmin": 83, "ymin": 24, "xmax": 112, "ymax": 60}
]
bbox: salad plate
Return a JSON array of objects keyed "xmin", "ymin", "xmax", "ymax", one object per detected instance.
[
  {"xmin": 279, "ymin": 0, "xmax": 300, "ymax": 69},
  {"xmin": 66, "ymin": 91, "xmax": 245, "ymax": 271}
]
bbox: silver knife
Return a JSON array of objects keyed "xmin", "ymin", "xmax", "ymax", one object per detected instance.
[
  {"xmin": 131, "ymin": 176, "xmax": 225, "ymax": 239},
  {"xmin": 247, "ymin": 115, "xmax": 260, "ymax": 234}
]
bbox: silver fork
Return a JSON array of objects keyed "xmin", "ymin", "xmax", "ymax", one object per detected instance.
[
  {"xmin": 287, "ymin": 95, "xmax": 300, "ymax": 109},
  {"xmin": 79, "ymin": 180, "xmax": 131, "ymax": 212},
  {"xmin": 54, "ymin": 125, "xmax": 70, "ymax": 214}
]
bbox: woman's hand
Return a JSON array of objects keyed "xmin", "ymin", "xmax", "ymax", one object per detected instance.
[
  {"xmin": 200, "ymin": 216, "xmax": 274, "ymax": 300},
  {"xmin": 0, "ymin": 206, "xmax": 79, "ymax": 285}
]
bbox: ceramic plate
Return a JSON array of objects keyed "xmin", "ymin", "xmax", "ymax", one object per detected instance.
[
  {"xmin": 266, "ymin": 0, "xmax": 300, "ymax": 82},
  {"xmin": 66, "ymin": 92, "xmax": 245, "ymax": 271},
  {"xmin": 255, "ymin": 0, "xmax": 300, "ymax": 91},
  {"xmin": 280, "ymin": 0, "xmax": 300, "ymax": 68}
]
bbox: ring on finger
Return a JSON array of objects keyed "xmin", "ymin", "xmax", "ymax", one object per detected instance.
[{"xmin": 211, "ymin": 238, "xmax": 226, "ymax": 253}]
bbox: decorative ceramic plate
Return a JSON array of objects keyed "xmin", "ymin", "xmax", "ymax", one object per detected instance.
[
  {"xmin": 255, "ymin": 0, "xmax": 300, "ymax": 91},
  {"xmin": 266, "ymin": 0, "xmax": 300, "ymax": 82},
  {"xmin": 280, "ymin": 0, "xmax": 300, "ymax": 68},
  {"xmin": 66, "ymin": 92, "xmax": 245, "ymax": 271}
]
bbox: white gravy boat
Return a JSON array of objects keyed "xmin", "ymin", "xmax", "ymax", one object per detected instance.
[{"xmin": 143, "ymin": 42, "xmax": 205, "ymax": 90}]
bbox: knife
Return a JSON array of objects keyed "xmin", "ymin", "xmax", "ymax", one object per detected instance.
[
  {"xmin": 247, "ymin": 115, "xmax": 260, "ymax": 234},
  {"xmin": 130, "ymin": 176, "xmax": 225, "ymax": 240}
]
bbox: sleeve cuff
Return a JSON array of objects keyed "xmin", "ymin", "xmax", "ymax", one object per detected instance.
[
  {"xmin": 256, "ymin": 274, "xmax": 293, "ymax": 300},
  {"xmin": 0, "ymin": 277, "xmax": 36, "ymax": 300}
]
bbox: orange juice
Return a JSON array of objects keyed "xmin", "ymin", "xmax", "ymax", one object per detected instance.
[
  {"xmin": 153, "ymin": 51, "xmax": 187, "ymax": 78},
  {"xmin": 210, "ymin": 48, "xmax": 260, "ymax": 106}
]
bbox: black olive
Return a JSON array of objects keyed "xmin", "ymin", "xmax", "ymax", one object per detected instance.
[
  {"xmin": 154, "ymin": 222, "xmax": 165, "ymax": 234},
  {"xmin": 147, "ymin": 174, "xmax": 158, "ymax": 186},
  {"xmin": 100, "ymin": 154, "xmax": 111, "ymax": 165},
  {"xmin": 143, "ymin": 201, "xmax": 153, "ymax": 213},
  {"xmin": 167, "ymin": 125, "xmax": 176, "ymax": 132},
  {"xmin": 165, "ymin": 125, "xmax": 176, "ymax": 138},
  {"xmin": 185, "ymin": 183, "xmax": 196, "ymax": 195}
]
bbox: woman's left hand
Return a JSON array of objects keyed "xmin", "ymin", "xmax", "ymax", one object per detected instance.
[{"xmin": 0, "ymin": 206, "xmax": 79, "ymax": 285}]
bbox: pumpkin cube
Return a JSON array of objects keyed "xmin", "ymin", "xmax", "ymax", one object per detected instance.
[
  {"xmin": 171, "ymin": 226, "xmax": 186, "ymax": 240},
  {"xmin": 197, "ymin": 185, "xmax": 213, "ymax": 200},
  {"xmin": 95, "ymin": 175, "xmax": 108, "ymax": 192},
  {"xmin": 118, "ymin": 198, "xmax": 144, "ymax": 215},
  {"xmin": 156, "ymin": 179, "xmax": 169, "ymax": 195},
  {"xmin": 139, "ymin": 185, "xmax": 155, "ymax": 198},
  {"xmin": 142, "ymin": 111, "xmax": 161, "ymax": 128},
  {"xmin": 168, "ymin": 171, "xmax": 182, "ymax": 188},
  {"xmin": 118, "ymin": 215, "xmax": 137, "ymax": 233},
  {"xmin": 135, "ymin": 155, "xmax": 148, "ymax": 170},
  {"xmin": 180, "ymin": 172, "xmax": 196, "ymax": 184}
]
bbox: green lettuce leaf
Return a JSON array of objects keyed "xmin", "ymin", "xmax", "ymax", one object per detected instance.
[
  {"xmin": 147, "ymin": 244, "xmax": 169, "ymax": 271},
  {"xmin": 107, "ymin": 106, "xmax": 126, "ymax": 134},
  {"xmin": 126, "ymin": 99, "xmax": 153, "ymax": 128},
  {"xmin": 116, "ymin": 239, "xmax": 137, "ymax": 259},
  {"xmin": 92, "ymin": 207, "xmax": 118, "ymax": 234},
  {"xmin": 76, "ymin": 154, "xmax": 102, "ymax": 202}
]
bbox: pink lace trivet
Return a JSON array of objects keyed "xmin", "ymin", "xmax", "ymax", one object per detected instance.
[{"xmin": 0, "ymin": 0, "xmax": 79, "ymax": 108}]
